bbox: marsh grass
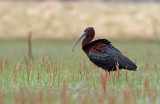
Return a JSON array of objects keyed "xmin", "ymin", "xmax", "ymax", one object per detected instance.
[{"xmin": 0, "ymin": 40, "xmax": 160, "ymax": 103}]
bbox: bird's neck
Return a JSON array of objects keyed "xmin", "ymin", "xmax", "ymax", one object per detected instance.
[{"xmin": 82, "ymin": 34, "xmax": 94, "ymax": 56}]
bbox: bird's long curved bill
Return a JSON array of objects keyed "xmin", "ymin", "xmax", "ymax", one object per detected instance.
[{"xmin": 72, "ymin": 32, "xmax": 87, "ymax": 51}]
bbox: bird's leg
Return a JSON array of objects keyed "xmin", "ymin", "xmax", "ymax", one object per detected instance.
[
  {"xmin": 109, "ymin": 71, "xmax": 112, "ymax": 82},
  {"xmin": 104, "ymin": 70, "xmax": 112, "ymax": 82},
  {"xmin": 115, "ymin": 63, "xmax": 121, "ymax": 77}
]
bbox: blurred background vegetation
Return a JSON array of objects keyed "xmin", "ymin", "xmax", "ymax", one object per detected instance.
[{"xmin": 0, "ymin": 1, "xmax": 160, "ymax": 40}]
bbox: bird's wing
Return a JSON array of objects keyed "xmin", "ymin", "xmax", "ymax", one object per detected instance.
[{"xmin": 89, "ymin": 43, "xmax": 137, "ymax": 71}]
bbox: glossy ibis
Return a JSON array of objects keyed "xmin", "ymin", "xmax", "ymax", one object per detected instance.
[{"xmin": 72, "ymin": 27, "xmax": 137, "ymax": 72}]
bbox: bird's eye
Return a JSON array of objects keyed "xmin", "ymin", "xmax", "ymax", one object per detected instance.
[{"xmin": 85, "ymin": 31, "xmax": 89, "ymax": 35}]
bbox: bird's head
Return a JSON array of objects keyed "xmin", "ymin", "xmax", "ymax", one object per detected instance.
[
  {"xmin": 84, "ymin": 27, "xmax": 95, "ymax": 36},
  {"xmin": 72, "ymin": 27, "xmax": 95, "ymax": 51}
]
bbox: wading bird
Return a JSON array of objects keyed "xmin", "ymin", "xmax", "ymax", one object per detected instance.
[{"xmin": 72, "ymin": 27, "xmax": 137, "ymax": 72}]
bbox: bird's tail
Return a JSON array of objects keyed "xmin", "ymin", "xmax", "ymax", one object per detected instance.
[
  {"xmin": 125, "ymin": 58, "xmax": 137, "ymax": 71},
  {"xmin": 126, "ymin": 63, "xmax": 137, "ymax": 71},
  {"xmin": 119, "ymin": 57, "xmax": 137, "ymax": 71}
]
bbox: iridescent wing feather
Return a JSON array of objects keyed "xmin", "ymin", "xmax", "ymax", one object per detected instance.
[{"xmin": 88, "ymin": 39, "xmax": 137, "ymax": 71}]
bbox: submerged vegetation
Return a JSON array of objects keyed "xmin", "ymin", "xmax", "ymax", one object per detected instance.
[{"xmin": 0, "ymin": 40, "xmax": 159, "ymax": 103}]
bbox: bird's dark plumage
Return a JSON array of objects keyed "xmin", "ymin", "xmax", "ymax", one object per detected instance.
[
  {"xmin": 87, "ymin": 39, "xmax": 137, "ymax": 72},
  {"xmin": 72, "ymin": 27, "xmax": 137, "ymax": 72}
]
